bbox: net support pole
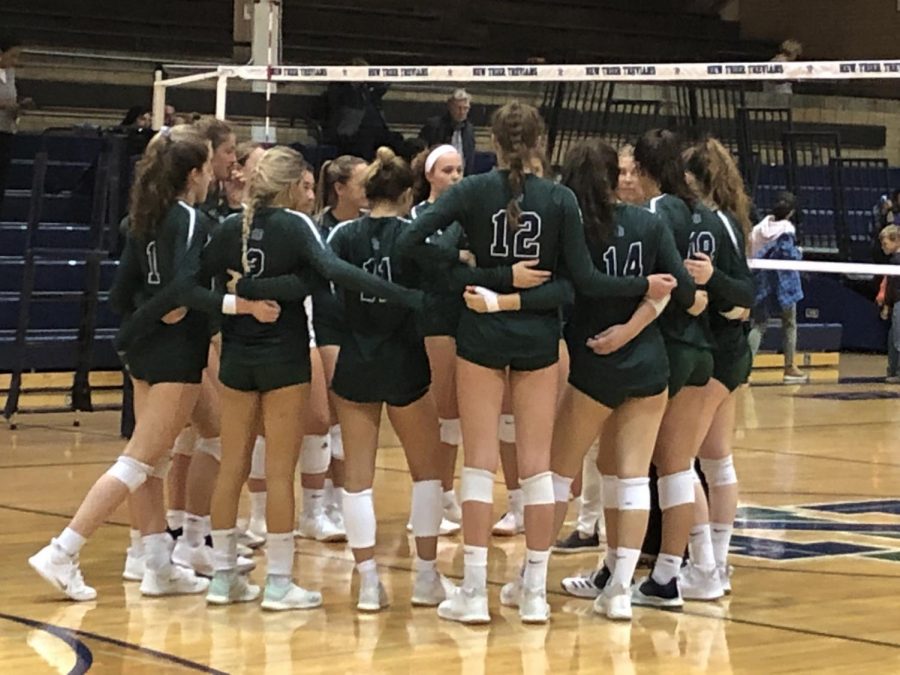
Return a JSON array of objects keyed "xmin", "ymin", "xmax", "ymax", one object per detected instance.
[
  {"xmin": 251, "ymin": 0, "xmax": 281, "ymax": 142},
  {"xmin": 216, "ymin": 73, "xmax": 229, "ymax": 121},
  {"xmin": 152, "ymin": 69, "xmax": 166, "ymax": 129}
]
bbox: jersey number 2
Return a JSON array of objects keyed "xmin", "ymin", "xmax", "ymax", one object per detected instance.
[
  {"xmin": 602, "ymin": 242, "xmax": 643, "ymax": 277},
  {"xmin": 490, "ymin": 211, "xmax": 542, "ymax": 259},
  {"xmin": 361, "ymin": 257, "xmax": 392, "ymax": 303}
]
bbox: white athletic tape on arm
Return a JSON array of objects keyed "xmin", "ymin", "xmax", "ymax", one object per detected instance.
[
  {"xmin": 644, "ymin": 294, "xmax": 671, "ymax": 317},
  {"xmin": 472, "ymin": 286, "xmax": 501, "ymax": 313},
  {"xmin": 221, "ymin": 294, "xmax": 238, "ymax": 315}
]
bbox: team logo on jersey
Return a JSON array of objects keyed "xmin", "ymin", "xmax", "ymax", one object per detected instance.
[{"xmin": 733, "ymin": 500, "xmax": 900, "ymax": 563}]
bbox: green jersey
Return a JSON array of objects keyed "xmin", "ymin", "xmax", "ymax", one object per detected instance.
[{"xmin": 708, "ymin": 209, "xmax": 755, "ymax": 355}]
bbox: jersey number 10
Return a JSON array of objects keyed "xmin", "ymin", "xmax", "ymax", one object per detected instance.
[
  {"xmin": 361, "ymin": 257, "xmax": 393, "ymax": 303},
  {"xmin": 490, "ymin": 211, "xmax": 542, "ymax": 259}
]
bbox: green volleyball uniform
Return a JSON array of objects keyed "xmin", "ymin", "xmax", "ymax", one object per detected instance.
[
  {"xmin": 398, "ymin": 170, "xmax": 650, "ymax": 371},
  {"xmin": 567, "ymin": 204, "xmax": 697, "ymax": 408},
  {"xmin": 311, "ymin": 208, "xmax": 351, "ymax": 347}
]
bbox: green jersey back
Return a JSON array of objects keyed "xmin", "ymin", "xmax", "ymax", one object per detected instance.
[
  {"xmin": 708, "ymin": 209, "xmax": 754, "ymax": 352},
  {"xmin": 327, "ymin": 215, "xmax": 423, "ymax": 358}
]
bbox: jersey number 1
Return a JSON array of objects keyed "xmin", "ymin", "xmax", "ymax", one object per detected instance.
[
  {"xmin": 361, "ymin": 257, "xmax": 392, "ymax": 303},
  {"xmin": 490, "ymin": 211, "xmax": 542, "ymax": 259},
  {"xmin": 146, "ymin": 241, "xmax": 161, "ymax": 285}
]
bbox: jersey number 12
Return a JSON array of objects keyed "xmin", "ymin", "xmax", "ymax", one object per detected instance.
[{"xmin": 490, "ymin": 211, "xmax": 542, "ymax": 259}]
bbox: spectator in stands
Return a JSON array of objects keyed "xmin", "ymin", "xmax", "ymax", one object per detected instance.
[
  {"xmin": 419, "ymin": 89, "xmax": 475, "ymax": 176},
  {"xmin": 873, "ymin": 189, "xmax": 900, "ymax": 233},
  {"xmin": 748, "ymin": 191, "xmax": 808, "ymax": 383},
  {"xmin": 164, "ymin": 105, "xmax": 178, "ymax": 127},
  {"xmin": 0, "ymin": 34, "xmax": 34, "ymax": 219},
  {"xmin": 767, "ymin": 39, "xmax": 803, "ymax": 95},
  {"xmin": 878, "ymin": 226, "xmax": 900, "ymax": 383},
  {"xmin": 121, "ymin": 106, "xmax": 152, "ymax": 129}
]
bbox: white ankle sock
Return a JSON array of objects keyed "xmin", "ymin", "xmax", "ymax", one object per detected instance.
[
  {"xmin": 508, "ymin": 489, "xmax": 524, "ymax": 515},
  {"xmin": 357, "ymin": 558, "xmax": 379, "ymax": 586},
  {"xmin": 689, "ymin": 524, "xmax": 716, "ymax": 569},
  {"xmin": 522, "ymin": 549, "xmax": 550, "ymax": 591},
  {"xmin": 55, "ymin": 527, "xmax": 86, "ymax": 557},
  {"xmin": 463, "ymin": 545, "xmax": 488, "ymax": 590},
  {"xmin": 604, "ymin": 548, "xmax": 617, "ymax": 574},
  {"xmin": 303, "ymin": 488, "xmax": 325, "ymax": 516},
  {"xmin": 183, "ymin": 513, "xmax": 206, "ymax": 547},
  {"xmin": 249, "ymin": 492, "xmax": 266, "ymax": 522},
  {"xmin": 166, "ymin": 509, "xmax": 185, "ymax": 531},
  {"xmin": 710, "ymin": 522, "xmax": 733, "ymax": 569},
  {"xmin": 129, "ymin": 528, "xmax": 143, "ymax": 554},
  {"xmin": 323, "ymin": 479, "xmax": 336, "ymax": 507},
  {"xmin": 415, "ymin": 557, "xmax": 436, "ymax": 576},
  {"xmin": 143, "ymin": 533, "xmax": 172, "ymax": 572},
  {"xmin": 651, "ymin": 553, "xmax": 682, "ymax": 585},
  {"xmin": 211, "ymin": 528, "xmax": 237, "ymax": 572},
  {"xmin": 266, "ymin": 532, "xmax": 294, "ymax": 578},
  {"xmin": 610, "ymin": 547, "xmax": 640, "ymax": 590}
]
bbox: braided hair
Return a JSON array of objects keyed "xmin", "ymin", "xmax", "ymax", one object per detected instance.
[{"xmin": 491, "ymin": 101, "xmax": 545, "ymax": 228}]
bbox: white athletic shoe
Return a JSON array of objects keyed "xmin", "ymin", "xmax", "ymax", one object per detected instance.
[
  {"xmin": 357, "ymin": 578, "xmax": 390, "ymax": 612},
  {"xmin": 247, "ymin": 517, "xmax": 267, "ymax": 540},
  {"xmin": 171, "ymin": 540, "xmax": 255, "ymax": 577},
  {"xmin": 678, "ymin": 562, "xmax": 725, "ymax": 601},
  {"xmin": 325, "ymin": 503, "xmax": 346, "ymax": 534},
  {"xmin": 519, "ymin": 587, "xmax": 551, "ymax": 624},
  {"xmin": 499, "ymin": 577, "xmax": 523, "ymax": 608},
  {"xmin": 492, "ymin": 510, "xmax": 525, "ymax": 536},
  {"xmin": 236, "ymin": 542, "xmax": 255, "ymax": 558},
  {"xmin": 29, "ymin": 543, "xmax": 97, "ymax": 602},
  {"xmin": 406, "ymin": 516, "xmax": 462, "ymax": 536},
  {"xmin": 140, "ymin": 564, "xmax": 209, "ymax": 597},
  {"xmin": 295, "ymin": 510, "xmax": 347, "ymax": 543},
  {"xmin": 437, "ymin": 585, "xmax": 490, "ymax": 625},
  {"xmin": 237, "ymin": 528, "xmax": 266, "ymax": 550},
  {"xmin": 411, "ymin": 572, "xmax": 452, "ymax": 607},
  {"xmin": 718, "ymin": 564, "xmax": 733, "ymax": 595},
  {"xmin": 261, "ymin": 581, "xmax": 323, "ymax": 611},
  {"xmin": 122, "ymin": 547, "xmax": 145, "ymax": 582},
  {"xmin": 594, "ymin": 584, "xmax": 632, "ymax": 621},
  {"xmin": 443, "ymin": 492, "xmax": 462, "ymax": 524},
  {"xmin": 561, "ymin": 566, "xmax": 610, "ymax": 599},
  {"xmin": 206, "ymin": 571, "xmax": 261, "ymax": 605}
]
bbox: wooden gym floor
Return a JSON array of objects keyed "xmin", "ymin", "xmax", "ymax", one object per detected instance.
[{"xmin": 2, "ymin": 354, "xmax": 900, "ymax": 674}]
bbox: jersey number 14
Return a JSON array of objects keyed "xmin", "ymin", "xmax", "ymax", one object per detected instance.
[
  {"xmin": 602, "ymin": 242, "xmax": 644, "ymax": 277},
  {"xmin": 361, "ymin": 257, "xmax": 393, "ymax": 303}
]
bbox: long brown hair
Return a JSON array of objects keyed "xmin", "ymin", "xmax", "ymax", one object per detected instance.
[
  {"xmin": 491, "ymin": 101, "xmax": 545, "ymax": 227},
  {"xmin": 634, "ymin": 129, "xmax": 696, "ymax": 209},
  {"xmin": 194, "ymin": 116, "xmax": 233, "ymax": 150},
  {"xmin": 315, "ymin": 155, "xmax": 366, "ymax": 213},
  {"xmin": 684, "ymin": 137, "xmax": 753, "ymax": 241},
  {"xmin": 561, "ymin": 140, "xmax": 619, "ymax": 244},
  {"xmin": 128, "ymin": 126, "xmax": 209, "ymax": 241}
]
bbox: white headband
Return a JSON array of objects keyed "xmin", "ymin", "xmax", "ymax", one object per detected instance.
[{"xmin": 425, "ymin": 144, "xmax": 458, "ymax": 174}]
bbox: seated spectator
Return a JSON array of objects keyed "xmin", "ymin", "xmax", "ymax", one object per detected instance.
[
  {"xmin": 120, "ymin": 105, "xmax": 152, "ymax": 129},
  {"xmin": 419, "ymin": 89, "xmax": 475, "ymax": 176},
  {"xmin": 748, "ymin": 191, "xmax": 808, "ymax": 383},
  {"xmin": 873, "ymin": 189, "xmax": 900, "ymax": 234}
]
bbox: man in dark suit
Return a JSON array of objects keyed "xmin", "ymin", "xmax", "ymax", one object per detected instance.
[{"xmin": 419, "ymin": 89, "xmax": 475, "ymax": 175}]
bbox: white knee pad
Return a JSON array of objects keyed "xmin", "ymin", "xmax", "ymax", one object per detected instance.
[
  {"xmin": 439, "ymin": 418, "xmax": 462, "ymax": 446},
  {"xmin": 300, "ymin": 434, "xmax": 331, "ymax": 474},
  {"xmin": 195, "ymin": 437, "xmax": 222, "ymax": 462},
  {"xmin": 172, "ymin": 426, "xmax": 197, "ymax": 457},
  {"xmin": 410, "ymin": 480, "xmax": 443, "ymax": 538},
  {"xmin": 552, "ymin": 472, "xmax": 574, "ymax": 503},
  {"xmin": 342, "ymin": 488, "xmax": 376, "ymax": 549},
  {"xmin": 150, "ymin": 456, "xmax": 172, "ymax": 480},
  {"xmin": 498, "ymin": 414, "xmax": 516, "ymax": 444},
  {"xmin": 329, "ymin": 425, "xmax": 344, "ymax": 460},
  {"xmin": 106, "ymin": 455, "xmax": 153, "ymax": 493},
  {"xmin": 460, "ymin": 467, "xmax": 495, "ymax": 504},
  {"xmin": 699, "ymin": 455, "xmax": 738, "ymax": 488},
  {"xmin": 249, "ymin": 436, "xmax": 266, "ymax": 480},
  {"xmin": 601, "ymin": 474, "xmax": 618, "ymax": 509},
  {"xmin": 658, "ymin": 470, "xmax": 696, "ymax": 510},
  {"xmin": 617, "ymin": 477, "xmax": 651, "ymax": 511},
  {"xmin": 520, "ymin": 471, "xmax": 555, "ymax": 506}
]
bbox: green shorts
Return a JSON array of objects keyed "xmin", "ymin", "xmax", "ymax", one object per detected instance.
[
  {"xmin": 712, "ymin": 346, "xmax": 752, "ymax": 392},
  {"xmin": 312, "ymin": 290, "xmax": 345, "ymax": 347},
  {"xmin": 419, "ymin": 291, "xmax": 463, "ymax": 338},
  {"xmin": 456, "ymin": 311, "xmax": 559, "ymax": 372},
  {"xmin": 666, "ymin": 341, "xmax": 713, "ymax": 397},
  {"xmin": 331, "ymin": 337, "xmax": 431, "ymax": 407},
  {"xmin": 123, "ymin": 313, "xmax": 208, "ymax": 385},
  {"xmin": 219, "ymin": 357, "xmax": 311, "ymax": 393}
]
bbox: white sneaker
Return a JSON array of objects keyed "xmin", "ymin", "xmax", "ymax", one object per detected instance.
[
  {"xmin": 718, "ymin": 564, "xmax": 733, "ymax": 595},
  {"xmin": 411, "ymin": 572, "xmax": 452, "ymax": 607},
  {"xmin": 408, "ymin": 516, "xmax": 462, "ymax": 536},
  {"xmin": 261, "ymin": 581, "xmax": 323, "ymax": 611},
  {"xmin": 325, "ymin": 503, "xmax": 346, "ymax": 535},
  {"xmin": 248, "ymin": 517, "xmax": 267, "ymax": 540},
  {"xmin": 29, "ymin": 543, "xmax": 97, "ymax": 602},
  {"xmin": 238, "ymin": 528, "xmax": 266, "ymax": 550},
  {"xmin": 519, "ymin": 587, "xmax": 550, "ymax": 624},
  {"xmin": 594, "ymin": 584, "xmax": 632, "ymax": 621},
  {"xmin": 561, "ymin": 566, "xmax": 610, "ymax": 599},
  {"xmin": 357, "ymin": 577, "xmax": 390, "ymax": 612},
  {"xmin": 492, "ymin": 511, "xmax": 525, "ymax": 536},
  {"xmin": 122, "ymin": 547, "xmax": 145, "ymax": 582},
  {"xmin": 443, "ymin": 492, "xmax": 462, "ymax": 524},
  {"xmin": 678, "ymin": 562, "xmax": 724, "ymax": 601},
  {"xmin": 172, "ymin": 540, "xmax": 255, "ymax": 577},
  {"xmin": 499, "ymin": 576, "xmax": 522, "ymax": 608},
  {"xmin": 206, "ymin": 571, "xmax": 261, "ymax": 605},
  {"xmin": 295, "ymin": 511, "xmax": 346, "ymax": 543},
  {"xmin": 236, "ymin": 542, "xmax": 255, "ymax": 558},
  {"xmin": 437, "ymin": 585, "xmax": 490, "ymax": 625},
  {"xmin": 140, "ymin": 564, "xmax": 209, "ymax": 596}
]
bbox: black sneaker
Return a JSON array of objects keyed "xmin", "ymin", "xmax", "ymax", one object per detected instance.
[
  {"xmin": 561, "ymin": 565, "xmax": 610, "ymax": 599},
  {"xmin": 553, "ymin": 529, "xmax": 601, "ymax": 554},
  {"xmin": 632, "ymin": 575, "xmax": 683, "ymax": 609}
]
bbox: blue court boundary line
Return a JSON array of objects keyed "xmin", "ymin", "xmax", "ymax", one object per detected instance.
[
  {"xmin": 0, "ymin": 611, "xmax": 227, "ymax": 674},
  {"xmin": 0, "ymin": 612, "xmax": 93, "ymax": 675}
]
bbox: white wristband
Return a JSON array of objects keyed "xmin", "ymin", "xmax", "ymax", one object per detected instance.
[
  {"xmin": 221, "ymin": 294, "xmax": 238, "ymax": 315},
  {"xmin": 473, "ymin": 286, "xmax": 501, "ymax": 313},
  {"xmin": 721, "ymin": 306, "xmax": 749, "ymax": 320},
  {"xmin": 644, "ymin": 294, "xmax": 671, "ymax": 317}
]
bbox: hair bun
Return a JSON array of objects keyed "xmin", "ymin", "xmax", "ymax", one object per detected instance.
[{"xmin": 375, "ymin": 146, "xmax": 396, "ymax": 164}]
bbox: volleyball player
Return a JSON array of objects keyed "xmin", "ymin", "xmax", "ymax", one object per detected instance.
[
  {"xmin": 313, "ymin": 156, "xmax": 370, "ymax": 532},
  {"xmin": 201, "ymin": 146, "xmax": 423, "ymax": 608},
  {"xmin": 397, "ymin": 101, "xmax": 676, "ymax": 625},
  {"xmin": 679, "ymin": 138, "xmax": 755, "ymax": 599},
  {"xmin": 28, "ymin": 127, "xmax": 277, "ymax": 601},
  {"xmin": 195, "ymin": 117, "xmax": 238, "ymax": 224},
  {"xmin": 629, "ymin": 129, "xmax": 750, "ymax": 609},
  {"xmin": 408, "ymin": 144, "xmax": 466, "ymax": 535}
]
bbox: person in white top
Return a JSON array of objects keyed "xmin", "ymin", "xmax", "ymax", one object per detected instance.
[{"xmin": 0, "ymin": 34, "xmax": 34, "ymax": 219}]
